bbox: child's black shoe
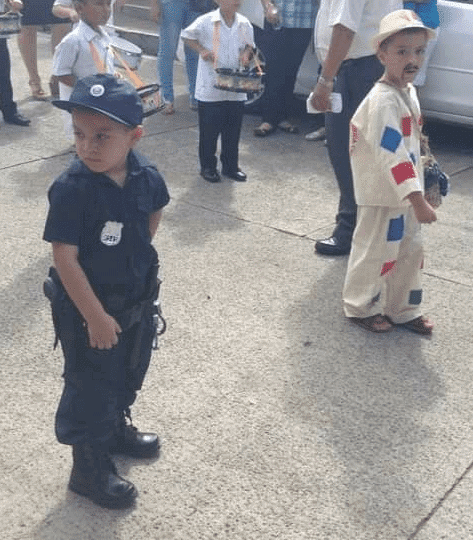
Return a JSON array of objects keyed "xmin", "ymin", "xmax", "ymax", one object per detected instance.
[
  {"xmin": 109, "ymin": 423, "xmax": 160, "ymax": 458},
  {"xmin": 69, "ymin": 443, "xmax": 137, "ymax": 509},
  {"xmin": 200, "ymin": 169, "xmax": 221, "ymax": 183}
]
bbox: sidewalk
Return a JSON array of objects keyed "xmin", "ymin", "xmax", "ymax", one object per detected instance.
[{"xmin": 1, "ymin": 32, "xmax": 473, "ymax": 540}]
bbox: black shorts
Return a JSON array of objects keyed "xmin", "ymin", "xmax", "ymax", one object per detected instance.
[{"xmin": 20, "ymin": 0, "xmax": 66, "ymax": 26}]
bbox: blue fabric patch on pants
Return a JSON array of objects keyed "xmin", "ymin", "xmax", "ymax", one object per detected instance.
[
  {"xmin": 387, "ymin": 215, "xmax": 404, "ymax": 241},
  {"xmin": 409, "ymin": 289, "xmax": 422, "ymax": 305}
]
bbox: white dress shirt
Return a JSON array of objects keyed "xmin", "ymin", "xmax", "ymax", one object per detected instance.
[
  {"xmin": 315, "ymin": 0, "xmax": 402, "ymax": 62},
  {"xmin": 52, "ymin": 20, "xmax": 114, "ymax": 80},
  {"xmin": 181, "ymin": 9, "xmax": 254, "ymax": 102}
]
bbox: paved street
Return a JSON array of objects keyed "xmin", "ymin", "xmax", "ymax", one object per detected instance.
[{"xmin": 1, "ymin": 31, "xmax": 473, "ymax": 540}]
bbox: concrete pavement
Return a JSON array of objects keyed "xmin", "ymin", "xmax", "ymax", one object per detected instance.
[{"xmin": 1, "ymin": 30, "xmax": 473, "ymax": 540}]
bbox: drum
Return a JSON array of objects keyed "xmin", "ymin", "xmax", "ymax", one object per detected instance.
[
  {"xmin": 137, "ymin": 84, "xmax": 164, "ymax": 117},
  {"xmin": 214, "ymin": 68, "xmax": 264, "ymax": 93},
  {"xmin": 0, "ymin": 12, "xmax": 21, "ymax": 37},
  {"xmin": 109, "ymin": 35, "xmax": 142, "ymax": 71},
  {"xmin": 213, "ymin": 46, "xmax": 265, "ymax": 104}
]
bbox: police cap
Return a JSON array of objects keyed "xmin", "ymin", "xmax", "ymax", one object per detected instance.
[{"xmin": 52, "ymin": 73, "xmax": 143, "ymax": 127}]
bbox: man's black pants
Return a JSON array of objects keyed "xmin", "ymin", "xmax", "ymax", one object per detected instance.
[{"xmin": 0, "ymin": 39, "xmax": 17, "ymax": 119}]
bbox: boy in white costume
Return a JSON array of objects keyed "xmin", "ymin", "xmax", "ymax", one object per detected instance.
[{"xmin": 342, "ymin": 10, "xmax": 437, "ymax": 335}]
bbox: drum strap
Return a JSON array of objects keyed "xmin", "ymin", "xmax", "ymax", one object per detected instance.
[
  {"xmin": 89, "ymin": 41, "xmax": 108, "ymax": 74},
  {"xmin": 109, "ymin": 46, "xmax": 144, "ymax": 88},
  {"xmin": 211, "ymin": 18, "xmax": 260, "ymax": 73},
  {"xmin": 212, "ymin": 20, "xmax": 220, "ymax": 71},
  {"xmin": 90, "ymin": 41, "xmax": 143, "ymax": 89}
]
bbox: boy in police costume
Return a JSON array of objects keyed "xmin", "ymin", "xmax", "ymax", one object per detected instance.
[{"xmin": 43, "ymin": 73, "xmax": 170, "ymax": 508}]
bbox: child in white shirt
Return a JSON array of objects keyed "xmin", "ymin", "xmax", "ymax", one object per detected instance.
[
  {"xmin": 52, "ymin": 0, "xmax": 115, "ymax": 137},
  {"xmin": 182, "ymin": 0, "xmax": 254, "ymax": 183}
]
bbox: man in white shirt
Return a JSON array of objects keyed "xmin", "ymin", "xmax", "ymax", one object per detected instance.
[{"xmin": 310, "ymin": 0, "xmax": 401, "ymax": 256}]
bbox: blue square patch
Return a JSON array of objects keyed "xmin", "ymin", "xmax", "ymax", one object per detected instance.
[
  {"xmin": 409, "ymin": 289, "xmax": 422, "ymax": 305},
  {"xmin": 387, "ymin": 215, "xmax": 404, "ymax": 241},
  {"xmin": 380, "ymin": 127, "xmax": 402, "ymax": 153}
]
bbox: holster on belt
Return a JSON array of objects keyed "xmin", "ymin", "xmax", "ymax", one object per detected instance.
[
  {"xmin": 43, "ymin": 266, "xmax": 69, "ymax": 349},
  {"xmin": 44, "ymin": 263, "xmax": 166, "ymax": 364}
]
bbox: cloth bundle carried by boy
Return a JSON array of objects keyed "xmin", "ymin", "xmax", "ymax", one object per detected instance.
[
  {"xmin": 342, "ymin": 9, "xmax": 437, "ymax": 335},
  {"xmin": 44, "ymin": 73, "xmax": 170, "ymax": 509}
]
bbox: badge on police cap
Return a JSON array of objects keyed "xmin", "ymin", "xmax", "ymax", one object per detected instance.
[
  {"xmin": 100, "ymin": 221, "xmax": 123, "ymax": 246},
  {"xmin": 90, "ymin": 84, "xmax": 105, "ymax": 98}
]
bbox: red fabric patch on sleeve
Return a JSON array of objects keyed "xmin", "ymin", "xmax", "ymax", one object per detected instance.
[
  {"xmin": 350, "ymin": 123, "xmax": 359, "ymax": 154},
  {"xmin": 391, "ymin": 161, "xmax": 416, "ymax": 185},
  {"xmin": 381, "ymin": 260, "xmax": 396, "ymax": 276},
  {"xmin": 402, "ymin": 116, "xmax": 412, "ymax": 136}
]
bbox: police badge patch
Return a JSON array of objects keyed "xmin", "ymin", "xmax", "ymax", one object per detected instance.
[{"xmin": 100, "ymin": 221, "xmax": 124, "ymax": 246}]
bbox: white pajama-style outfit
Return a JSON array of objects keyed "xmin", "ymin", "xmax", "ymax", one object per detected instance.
[
  {"xmin": 53, "ymin": 20, "xmax": 115, "ymax": 138},
  {"xmin": 342, "ymin": 82, "xmax": 425, "ymax": 324}
]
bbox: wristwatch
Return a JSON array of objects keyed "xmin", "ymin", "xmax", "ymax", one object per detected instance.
[{"xmin": 318, "ymin": 75, "xmax": 334, "ymax": 88}]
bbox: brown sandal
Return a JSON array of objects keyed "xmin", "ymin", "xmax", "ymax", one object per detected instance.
[
  {"xmin": 349, "ymin": 314, "xmax": 393, "ymax": 333},
  {"xmin": 254, "ymin": 122, "xmax": 276, "ymax": 137},
  {"xmin": 399, "ymin": 316, "xmax": 434, "ymax": 335}
]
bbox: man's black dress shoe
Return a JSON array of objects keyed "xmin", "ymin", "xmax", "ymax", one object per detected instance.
[
  {"xmin": 4, "ymin": 112, "xmax": 31, "ymax": 126},
  {"xmin": 200, "ymin": 169, "xmax": 221, "ymax": 183},
  {"xmin": 222, "ymin": 169, "xmax": 247, "ymax": 182},
  {"xmin": 315, "ymin": 236, "xmax": 351, "ymax": 256}
]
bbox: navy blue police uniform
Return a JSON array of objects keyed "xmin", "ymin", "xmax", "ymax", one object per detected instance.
[{"xmin": 43, "ymin": 150, "xmax": 170, "ymax": 447}]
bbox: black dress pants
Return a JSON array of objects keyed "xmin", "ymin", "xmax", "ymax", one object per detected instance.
[
  {"xmin": 259, "ymin": 26, "xmax": 312, "ymax": 126},
  {"xmin": 198, "ymin": 100, "xmax": 244, "ymax": 173},
  {"xmin": 0, "ymin": 39, "xmax": 17, "ymax": 119},
  {"xmin": 325, "ymin": 55, "xmax": 384, "ymax": 244}
]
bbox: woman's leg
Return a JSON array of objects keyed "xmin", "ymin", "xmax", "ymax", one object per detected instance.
[
  {"xmin": 51, "ymin": 22, "xmax": 72, "ymax": 52},
  {"xmin": 157, "ymin": 0, "xmax": 186, "ymax": 105},
  {"xmin": 258, "ymin": 26, "xmax": 285, "ymax": 127},
  {"xmin": 280, "ymin": 28, "xmax": 312, "ymax": 122},
  {"xmin": 17, "ymin": 26, "xmax": 41, "ymax": 86}
]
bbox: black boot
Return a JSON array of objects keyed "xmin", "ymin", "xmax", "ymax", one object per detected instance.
[
  {"xmin": 69, "ymin": 443, "xmax": 137, "ymax": 509},
  {"xmin": 109, "ymin": 411, "xmax": 160, "ymax": 459}
]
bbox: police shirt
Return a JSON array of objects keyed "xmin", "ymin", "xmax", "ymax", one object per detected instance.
[{"xmin": 43, "ymin": 150, "xmax": 170, "ymax": 310}]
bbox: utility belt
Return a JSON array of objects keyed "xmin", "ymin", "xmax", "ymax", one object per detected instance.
[{"xmin": 43, "ymin": 266, "xmax": 166, "ymax": 351}]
